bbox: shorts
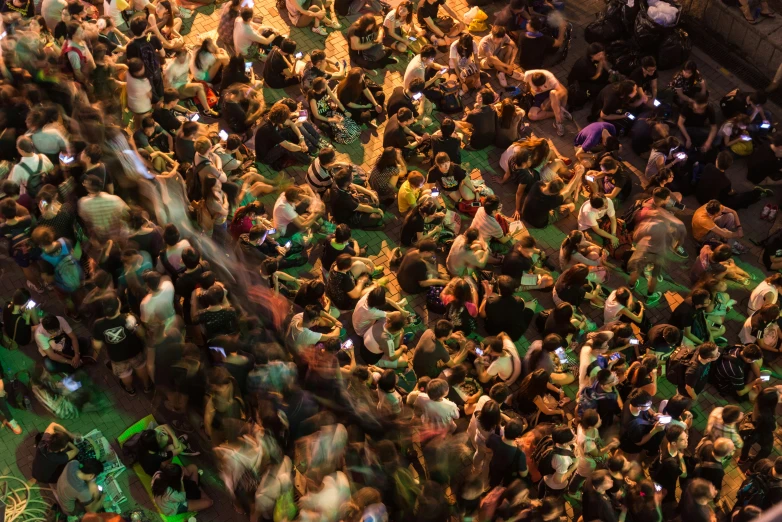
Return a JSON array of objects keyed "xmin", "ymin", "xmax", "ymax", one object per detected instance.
[
  {"xmin": 424, "ymin": 16, "xmax": 454, "ymax": 35},
  {"xmin": 111, "ymin": 351, "xmax": 146, "ymax": 379},
  {"xmin": 627, "ymin": 249, "xmax": 662, "ymax": 277},
  {"xmin": 531, "ymin": 90, "xmax": 551, "ymax": 109}
]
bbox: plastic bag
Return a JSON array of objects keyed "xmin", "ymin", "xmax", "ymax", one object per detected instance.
[
  {"xmin": 633, "ymin": 7, "xmax": 673, "ymax": 52},
  {"xmin": 464, "ymin": 6, "xmax": 487, "ymax": 23},
  {"xmin": 606, "ymin": 40, "xmax": 642, "ymax": 75},
  {"xmin": 648, "ymin": 2, "xmax": 679, "ymax": 26},
  {"xmin": 656, "ymin": 28, "xmax": 691, "ymax": 70},
  {"xmin": 584, "ymin": 18, "xmax": 624, "ymax": 43}
]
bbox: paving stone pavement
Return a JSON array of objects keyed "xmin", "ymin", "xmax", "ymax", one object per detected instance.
[{"xmin": 4, "ymin": 0, "xmax": 782, "ymax": 518}]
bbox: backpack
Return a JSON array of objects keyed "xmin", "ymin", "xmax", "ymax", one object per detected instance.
[
  {"xmin": 17, "ymin": 156, "xmax": 45, "ymax": 198},
  {"xmin": 734, "ymin": 472, "xmax": 772, "ymax": 512},
  {"xmin": 54, "ymin": 254, "xmax": 83, "ymax": 294},
  {"xmin": 576, "ymin": 381, "xmax": 615, "ymax": 418},
  {"xmin": 186, "ymin": 160, "xmax": 211, "ymax": 202},
  {"xmin": 121, "ymin": 432, "xmax": 144, "ymax": 465},
  {"xmin": 6, "ymin": 371, "xmax": 32, "ymax": 410},
  {"xmin": 531, "ymin": 435, "xmax": 574, "ymax": 477},
  {"xmin": 60, "ymin": 43, "xmax": 85, "ymax": 76},
  {"xmin": 621, "ymin": 197, "xmax": 651, "ymax": 232},
  {"xmin": 135, "ymin": 34, "xmax": 162, "ymax": 77},
  {"xmin": 438, "ymin": 82, "xmax": 463, "ymax": 114},
  {"xmin": 665, "ymin": 346, "xmax": 695, "ymax": 386},
  {"xmin": 719, "ymin": 88, "xmax": 747, "ymax": 119}
]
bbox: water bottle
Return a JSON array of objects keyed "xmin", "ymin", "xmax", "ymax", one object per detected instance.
[
  {"xmin": 23, "ymin": 396, "xmax": 32, "ymax": 411},
  {"xmin": 131, "ymin": 512, "xmax": 142, "ymax": 522}
]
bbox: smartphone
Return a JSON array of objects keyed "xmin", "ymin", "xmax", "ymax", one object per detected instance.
[
  {"xmin": 59, "ymin": 153, "xmax": 74, "ymax": 164},
  {"xmin": 654, "ymin": 483, "xmax": 662, "ymax": 492},
  {"xmin": 209, "ymin": 346, "xmax": 227, "ymax": 358},
  {"xmin": 245, "ymin": 61, "xmax": 252, "ymax": 74},
  {"xmin": 629, "ymin": 338, "xmax": 639, "ymax": 345},
  {"xmin": 762, "ymin": 122, "xmax": 772, "ymax": 129},
  {"xmin": 658, "ymin": 415, "xmax": 672, "ymax": 424},
  {"xmin": 471, "ymin": 201, "xmax": 481, "ymax": 207},
  {"xmin": 555, "ymin": 347, "xmax": 567, "ymax": 360},
  {"xmin": 439, "ymin": 67, "xmax": 448, "ymax": 75},
  {"xmin": 297, "ymin": 110, "xmax": 308, "ymax": 122},
  {"xmin": 431, "ymin": 188, "xmax": 440, "ymax": 197},
  {"xmin": 98, "ymin": 486, "xmax": 103, "ymax": 492},
  {"xmin": 585, "ymin": 175, "xmax": 595, "ymax": 182},
  {"xmin": 610, "ymin": 352, "xmax": 622, "ymax": 361},
  {"xmin": 676, "ymin": 152, "xmax": 687, "ymax": 160},
  {"xmin": 218, "ymin": 130, "xmax": 229, "ymax": 141},
  {"xmin": 408, "ymin": 36, "xmax": 417, "ymax": 41},
  {"xmin": 190, "ymin": 113, "xmax": 200, "ymax": 122},
  {"xmin": 62, "ymin": 376, "xmax": 82, "ymax": 392},
  {"xmin": 25, "ymin": 300, "xmax": 36, "ymax": 310},
  {"xmin": 241, "ymin": 0, "xmax": 253, "ymax": 6},
  {"xmin": 295, "ymin": 52, "xmax": 303, "ymax": 59},
  {"xmin": 284, "ymin": 241, "xmax": 292, "ymax": 249},
  {"xmin": 413, "ymin": 92, "xmax": 423, "ymax": 101},
  {"xmin": 653, "ymin": 99, "xmax": 661, "ymax": 107},
  {"xmin": 673, "ymin": 201, "xmax": 685, "ymax": 210},
  {"xmin": 742, "ymin": 135, "xmax": 752, "ymax": 141},
  {"xmin": 341, "ymin": 339, "xmax": 354, "ymax": 350},
  {"xmin": 268, "ymin": 228, "xmax": 277, "ymax": 235},
  {"xmin": 761, "ymin": 374, "xmax": 771, "ymax": 382},
  {"xmin": 627, "ymin": 113, "xmax": 636, "ymax": 120},
  {"xmin": 0, "ymin": 32, "xmax": 6, "ymax": 40},
  {"xmin": 475, "ymin": 347, "xmax": 484, "ymax": 356}
]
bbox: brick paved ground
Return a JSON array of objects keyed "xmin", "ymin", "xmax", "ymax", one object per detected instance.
[{"xmin": 4, "ymin": 0, "xmax": 782, "ymax": 519}]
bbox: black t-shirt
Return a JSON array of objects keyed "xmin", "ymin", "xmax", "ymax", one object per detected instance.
[
  {"xmin": 126, "ymin": 35, "xmax": 163, "ymax": 77},
  {"xmin": 604, "ymin": 169, "xmax": 632, "ymax": 202},
  {"xmin": 653, "ymin": 454, "xmax": 683, "ymax": 501},
  {"xmin": 487, "ymin": 434, "xmax": 528, "ymax": 487},
  {"xmin": 386, "ymin": 87, "xmax": 417, "ymax": 118},
  {"xmin": 321, "ymin": 240, "xmax": 356, "ymax": 271},
  {"xmin": 668, "ymin": 298, "xmax": 696, "ymax": 330},
  {"xmin": 3, "ymin": 303, "xmax": 32, "ymax": 346},
  {"xmin": 401, "ymin": 211, "xmax": 426, "ymax": 247},
  {"xmin": 175, "ymin": 136, "xmax": 196, "ymax": 164},
  {"xmin": 629, "ymin": 66, "xmax": 657, "ymax": 94},
  {"xmin": 555, "ymin": 281, "xmax": 588, "ymax": 307},
  {"xmin": 326, "ymin": 268, "xmax": 357, "ymax": 310},
  {"xmin": 522, "ymin": 181, "xmax": 564, "ymax": 228},
  {"xmin": 224, "ymin": 100, "xmax": 250, "ymax": 133},
  {"xmin": 263, "ymin": 49, "xmax": 294, "ymax": 89},
  {"xmin": 196, "ymin": 308, "xmax": 239, "ymax": 340},
  {"xmin": 465, "ymin": 106, "xmax": 497, "ymax": 149},
  {"xmin": 748, "ymin": 142, "xmax": 782, "ymax": 185},
  {"xmin": 518, "ymin": 33, "xmax": 555, "ymax": 70},
  {"xmin": 681, "ymin": 104, "xmax": 716, "ymax": 128},
  {"xmin": 412, "ymin": 329, "xmax": 450, "ymax": 379},
  {"xmin": 139, "ymin": 448, "xmax": 173, "ymax": 476},
  {"xmin": 582, "ymin": 489, "xmax": 618, "ymax": 522},
  {"xmin": 91, "ymin": 314, "xmax": 143, "ymax": 363},
  {"xmin": 544, "ymin": 313, "xmax": 578, "ymax": 340},
  {"xmin": 254, "ymin": 120, "xmax": 285, "ymax": 161},
  {"xmin": 593, "ymin": 84, "xmax": 625, "ymax": 119},
  {"xmin": 427, "ymin": 164, "xmax": 466, "ymax": 193},
  {"xmin": 619, "ymin": 413, "xmax": 654, "ymax": 454},
  {"xmin": 645, "ymin": 323, "xmax": 679, "ymax": 354},
  {"xmin": 696, "ymin": 164, "xmax": 732, "ymax": 205},
  {"xmin": 383, "ymin": 115, "xmax": 412, "ymax": 149},
  {"xmin": 502, "ymin": 249, "xmax": 533, "ymax": 280},
  {"xmin": 175, "ymin": 263, "xmax": 209, "ymax": 322},
  {"xmin": 484, "ymin": 294, "xmax": 528, "ymax": 340},
  {"xmin": 152, "ymin": 107, "xmax": 182, "ymax": 135},
  {"xmin": 330, "ymin": 188, "xmax": 360, "ymax": 225},
  {"xmin": 31, "ymin": 433, "xmax": 71, "ymax": 483},
  {"xmin": 683, "ymin": 360, "xmax": 712, "ymax": 395},
  {"xmin": 397, "ymin": 250, "xmax": 430, "ymax": 294},
  {"xmin": 431, "ymin": 135, "xmax": 461, "ymax": 164},
  {"xmin": 568, "ymin": 55, "xmax": 600, "ymax": 85},
  {"xmin": 417, "ymin": 0, "xmax": 445, "ymax": 25}
]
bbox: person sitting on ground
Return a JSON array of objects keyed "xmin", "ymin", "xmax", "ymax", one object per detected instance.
[
  {"xmin": 629, "ymin": 56, "xmax": 659, "ymax": 102},
  {"xmin": 523, "ymin": 69, "xmax": 571, "ymax": 137},
  {"xmin": 362, "ymin": 311, "xmax": 410, "ymax": 369},
  {"xmin": 691, "ymin": 242, "xmax": 751, "ymax": 285},
  {"xmin": 286, "ymin": 0, "xmax": 340, "ymax": 35},
  {"xmin": 568, "ymin": 43, "xmax": 611, "ymax": 107},
  {"xmin": 668, "ymin": 288, "xmax": 721, "ymax": 346},
  {"xmin": 427, "ymin": 152, "xmax": 479, "ymax": 203},
  {"xmin": 573, "ymin": 122, "xmax": 619, "ymax": 166},
  {"xmin": 475, "ymin": 334, "xmax": 522, "ymax": 386},
  {"xmin": 397, "ymin": 171, "xmax": 428, "ymax": 214},
  {"xmin": 382, "ymin": 1, "xmax": 421, "ymax": 53},
  {"xmin": 403, "ymin": 44, "xmax": 448, "ymax": 102},
  {"xmin": 558, "ymin": 230, "xmax": 608, "ymax": 283},
  {"xmin": 32, "ymin": 422, "xmax": 80, "ymax": 484},
  {"xmin": 347, "ymin": 14, "xmax": 397, "ymax": 69},
  {"xmin": 401, "ymin": 199, "xmax": 443, "ymax": 248},
  {"xmin": 677, "ymin": 92, "xmax": 718, "ymax": 153},
  {"xmin": 589, "ymin": 80, "xmax": 638, "ymax": 127},
  {"xmin": 577, "ymin": 194, "xmax": 618, "ymax": 248},
  {"xmin": 449, "ymin": 33, "xmax": 481, "ymax": 95},
  {"xmin": 479, "ymin": 274, "xmax": 535, "ymax": 341},
  {"xmin": 329, "ymin": 168, "xmax": 383, "ymax": 229},
  {"xmin": 271, "ymin": 187, "xmax": 321, "ymax": 240},
  {"xmin": 431, "ymin": 118, "xmax": 464, "ymax": 164},
  {"xmin": 369, "ymin": 147, "xmax": 407, "ymax": 205},
  {"xmin": 263, "ymin": 39, "xmax": 304, "ymax": 89},
  {"xmin": 696, "ymin": 151, "xmax": 770, "ymax": 209},
  {"xmin": 521, "ymin": 178, "xmax": 574, "ymax": 229},
  {"xmin": 692, "ymin": 199, "xmax": 748, "ymax": 254},
  {"xmin": 383, "ymin": 108, "xmax": 430, "ymax": 158},
  {"xmin": 740, "ymin": 304, "xmax": 782, "ymax": 354},
  {"xmin": 710, "ymin": 343, "xmax": 763, "ymax": 402},
  {"xmin": 517, "ymin": 15, "xmax": 567, "ymax": 71},
  {"xmin": 471, "ymin": 195, "xmax": 514, "ymax": 248},
  {"xmin": 55, "ymin": 459, "xmax": 104, "ymax": 517},
  {"xmin": 152, "ymin": 462, "xmax": 213, "ymax": 516},
  {"xmin": 670, "ymin": 60, "xmax": 708, "ymax": 107},
  {"xmin": 326, "ymin": 253, "xmax": 385, "ymax": 311},
  {"xmin": 462, "ymin": 88, "xmax": 499, "ymax": 150},
  {"xmin": 416, "ymin": 0, "xmax": 465, "ymax": 50},
  {"xmin": 397, "ymin": 240, "xmax": 450, "ymax": 295},
  {"xmin": 386, "ymin": 78, "xmax": 428, "ymax": 124},
  {"xmin": 477, "ymin": 26, "xmax": 522, "ymax": 88}
]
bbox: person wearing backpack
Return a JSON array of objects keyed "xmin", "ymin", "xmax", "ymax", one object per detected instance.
[
  {"xmin": 33, "ymin": 226, "xmax": 83, "ymax": 320},
  {"xmin": 10, "ymin": 136, "xmax": 53, "ymax": 198},
  {"xmin": 678, "ymin": 342, "xmax": 720, "ymax": 402},
  {"xmin": 62, "ymin": 22, "xmax": 95, "ymax": 85},
  {"xmin": 537, "ymin": 425, "xmax": 576, "ymax": 497},
  {"xmin": 486, "ymin": 420, "xmax": 528, "ymax": 488},
  {"xmin": 618, "ymin": 389, "xmax": 664, "ymax": 456},
  {"xmin": 739, "ymin": 387, "xmax": 780, "ymax": 465}
]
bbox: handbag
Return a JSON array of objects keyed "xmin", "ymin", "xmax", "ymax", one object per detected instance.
[{"xmin": 194, "ymin": 81, "xmax": 219, "ymax": 109}]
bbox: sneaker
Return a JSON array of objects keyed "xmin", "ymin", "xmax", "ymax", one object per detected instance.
[
  {"xmin": 397, "ymin": 297, "xmax": 408, "ymax": 308},
  {"xmin": 26, "ymin": 281, "xmax": 44, "ymax": 294},
  {"xmin": 497, "ymin": 72, "xmax": 508, "ymax": 87},
  {"xmin": 732, "ymin": 241, "xmax": 750, "ymax": 255},
  {"xmin": 6, "ymin": 420, "xmax": 22, "ymax": 435},
  {"xmin": 672, "ymin": 245, "xmax": 688, "ymax": 258},
  {"xmin": 646, "ymin": 292, "xmax": 662, "ymax": 306},
  {"xmin": 756, "ymin": 186, "xmax": 774, "ymax": 197},
  {"xmin": 326, "ymin": 19, "xmax": 342, "ymax": 29},
  {"xmin": 560, "ymin": 108, "xmax": 573, "ymax": 121},
  {"xmin": 311, "ymin": 26, "xmax": 328, "ymax": 36},
  {"xmin": 761, "ymin": 203, "xmax": 772, "ymax": 220},
  {"xmin": 554, "ymin": 121, "xmax": 565, "ymax": 137},
  {"xmin": 769, "ymin": 205, "xmax": 779, "ymax": 221}
]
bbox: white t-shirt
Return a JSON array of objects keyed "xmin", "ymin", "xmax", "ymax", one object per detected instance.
[
  {"xmin": 104, "ymin": 0, "xmax": 126, "ymax": 28},
  {"xmin": 500, "ymin": 143, "xmax": 521, "ymax": 172},
  {"xmin": 446, "ymin": 234, "xmax": 480, "ymax": 276},
  {"xmin": 233, "ymin": 18, "xmax": 264, "ymax": 56},
  {"xmin": 272, "ymin": 194, "xmax": 299, "ymax": 237},
  {"xmin": 739, "ymin": 315, "xmax": 780, "ymax": 346},
  {"xmin": 126, "ymin": 75, "xmax": 153, "ymax": 114},
  {"xmin": 748, "ymin": 280, "xmax": 778, "ymax": 315},
  {"xmin": 523, "ymin": 69, "xmax": 561, "ymax": 93},
  {"xmin": 191, "ymin": 51, "xmax": 216, "ymax": 81},
  {"xmin": 383, "ymin": 8, "xmax": 405, "ymax": 32},
  {"xmin": 403, "ymin": 54, "xmax": 426, "ymax": 90},
  {"xmin": 472, "ymin": 207, "xmax": 504, "ymax": 242},
  {"xmin": 352, "ymin": 292, "xmax": 386, "ymax": 336},
  {"xmin": 486, "ymin": 337, "xmax": 521, "ymax": 385},
  {"xmin": 164, "ymin": 59, "xmax": 190, "ymax": 90},
  {"xmin": 414, "ymin": 393, "xmax": 460, "ymax": 430},
  {"xmin": 10, "ymin": 154, "xmax": 53, "ymax": 194},
  {"xmin": 577, "ymin": 198, "xmax": 615, "ymax": 231},
  {"xmin": 288, "ymin": 313, "xmax": 322, "ymax": 352},
  {"xmin": 140, "ymin": 280, "xmax": 176, "ymax": 326},
  {"xmin": 449, "ymin": 39, "xmax": 478, "ymax": 71},
  {"xmin": 34, "ymin": 316, "xmax": 72, "ymax": 358}
]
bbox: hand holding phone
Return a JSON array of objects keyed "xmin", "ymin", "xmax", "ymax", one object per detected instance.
[
  {"xmin": 653, "ymin": 99, "xmax": 661, "ymax": 107},
  {"xmin": 430, "ymin": 188, "xmax": 440, "ymax": 197},
  {"xmin": 629, "ymin": 338, "xmax": 639, "ymax": 345},
  {"xmin": 626, "ymin": 112, "xmax": 636, "ymax": 120},
  {"xmin": 761, "ymin": 374, "xmax": 771, "ymax": 382},
  {"xmin": 25, "ymin": 300, "xmax": 37, "ymax": 310},
  {"xmin": 341, "ymin": 339, "xmax": 354, "ymax": 350},
  {"xmin": 218, "ymin": 130, "xmax": 229, "ymax": 141},
  {"xmin": 658, "ymin": 415, "xmax": 672, "ymax": 424},
  {"xmin": 585, "ymin": 175, "xmax": 595, "ymax": 182}
]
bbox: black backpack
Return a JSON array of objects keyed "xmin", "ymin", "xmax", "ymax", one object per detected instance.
[
  {"xmin": 531, "ymin": 435, "xmax": 574, "ymax": 477},
  {"xmin": 121, "ymin": 432, "xmax": 144, "ymax": 465},
  {"xmin": 621, "ymin": 197, "xmax": 651, "ymax": 232},
  {"xmin": 665, "ymin": 346, "xmax": 695, "ymax": 386},
  {"xmin": 719, "ymin": 88, "xmax": 747, "ymax": 119},
  {"xmin": 734, "ymin": 472, "xmax": 773, "ymax": 512},
  {"xmin": 186, "ymin": 160, "xmax": 212, "ymax": 202}
]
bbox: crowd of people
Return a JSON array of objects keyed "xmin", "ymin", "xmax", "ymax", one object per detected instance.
[{"xmin": 1, "ymin": 0, "xmax": 782, "ymax": 520}]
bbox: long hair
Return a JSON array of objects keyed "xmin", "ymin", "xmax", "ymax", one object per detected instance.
[
  {"xmin": 560, "ymin": 230, "xmax": 583, "ymax": 264},
  {"xmin": 516, "ymin": 368, "xmax": 551, "ymax": 400},
  {"xmin": 557, "ymin": 263, "xmax": 589, "ymax": 288},
  {"xmin": 499, "ymin": 98, "xmax": 517, "ymax": 129},
  {"xmin": 374, "ymin": 147, "xmax": 398, "ymax": 171},
  {"xmin": 337, "ymin": 68, "xmax": 365, "ymax": 102},
  {"xmin": 396, "ymin": 0, "xmax": 413, "ymax": 23},
  {"xmin": 195, "ymin": 38, "xmax": 215, "ymax": 71},
  {"xmin": 151, "ymin": 463, "xmax": 183, "ymax": 497},
  {"xmin": 456, "ymin": 32, "xmax": 473, "ymax": 60}
]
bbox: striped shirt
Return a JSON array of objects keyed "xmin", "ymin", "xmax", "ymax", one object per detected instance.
[
  {"xmin": 712, "ymin": 346, "xmax": 750, "ymax": 395},
  {"xmin": 307, "ymin": 159, "xmax": 333, "ymax": 195},
  {"xmin": 77, "ymin": 192, "xmax": 129, "ymax": 240}
]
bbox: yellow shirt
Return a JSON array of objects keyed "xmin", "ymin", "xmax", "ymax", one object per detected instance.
[{"xmin": 397, "ymin": 180, "xmax": 420, "ymax": 214}]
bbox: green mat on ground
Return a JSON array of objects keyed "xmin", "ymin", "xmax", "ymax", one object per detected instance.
[{"xmin": 117, "ymin": 415, "xmax": 195, "ymax": 522}]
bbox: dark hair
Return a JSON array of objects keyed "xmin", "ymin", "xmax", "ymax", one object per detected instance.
[
  {"xmin": 374, "ymin": 147, "xmax": 399, "ymax": 171},
  {"xmin": 182, "ymin": 248, "xmax": 201, "ymax": 269},
  {"xmin": 397, "ymin": 108, "xmax": 414, "ymax": 124},
  {"xmin": 663, "ymin": 395, "xmax": 691, "ymax": 420},
  {"xmin": 433, "ymin": 320, "xmax": 453, "ymax": 339},
  {"xmin": 129, "ymin": 14, "xmax": 148, "ymax": 36},
  {"xmin": 151, "ymin": 462, "xmax": 183, "ymax": 496},
  {"xmin": 79, "ymin": 458, "xmax": 104, "ymax": 476},
  {"xmin": 715, "ymin": 150, "xmax": 733, "ymax": 170},
  {"xmin": 366, "ymin": 286, "xmax": 386, "ymax": 309},
  {"xmin": 552, "ymin": 425, "xmax": 574, "ymax": 445},
  {"xmin": 499, "ymin": 98, "xmax": 517, "ymax": 129},
  {"xmin": 420, "ymin": 45, "xmax": 437, "ymax": 59},
  {"xmin": 456, "ymin": 32, "xmax": 474, "ymax": 60},
  {"xmin": 587, "ymin": 42, "xmax": 604, "ymax": 57},
  {"xmin": 478, "ymin": 400, "xmax": 501, "ymax": 431},
  {"xmin": 378, "ymin": 369, "xmax": 397, "ymax": 392},
  {"xmin": 627, "ymin": 388, "xmax": 652, "ymax": 407},
  {"xmin": 409, "ymin": 78, "xmax": 425, "ymax": 94},
  {"xmin": 690, "ymin": 288, "xmax": 711, "ymax": 307},
  {"xmin": 741, "ymin": 343, "xmax": 762, "ymax": 361},
  {"xmin": 483, "ymin": 195, "xmax": 501, "ymax": 213},
  {"xmin": 641, "ymin": 56, "xmax": 656, "ymax": 68},
  {"xmin": 516, "ymin": 368, "xmax": 550, "ymax": 400},
  {"xmin": 440, "ymin": 118, "xmax": 455, "ymax": 137},
  {"xmin": 558, "ymin": 264, "xmax": 590, "ymax": 289}
]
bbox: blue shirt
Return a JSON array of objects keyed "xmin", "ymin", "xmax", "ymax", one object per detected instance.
[{"xmin": 574, "ymin": 122, "xmax": 616, "ymax": 151}]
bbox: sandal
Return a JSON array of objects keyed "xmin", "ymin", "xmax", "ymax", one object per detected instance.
[{"xmin": 741, "ymin": 5, "xmax": 759, "ymax": 23}]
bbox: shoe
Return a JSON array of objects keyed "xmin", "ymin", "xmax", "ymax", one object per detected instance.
[
  {"xmin": 762, "ymin": 203, "xmax": 772, "ymax": 220},
  {"xmin": 554, "ymin": 121, "xmax": 565, "ymax": 137},
  {"xmin": 672, "ymin": 245, "xmax": 688, "ymax": 258},
  {"xmin": 171, "ymin": 420, "xmax": 193, "ymax": 433},
  {"xmin": 371, "ymin": 267, "xmax": 385, "ymax": 279},
  {"xmin": 646, "ymin": 292, "xmax": 662, "ymax": 306},
  {"xmin": 657, "ymin": 274, "xmax": 664, "ymax": 282},
  {"xmin": 756, "ymin": 186, "xmax": 774, "ymax": 197},
  {"xmin": 122, "ymin": 386, "xmax": 137, "ymax": 396},
  {"xmin": 326, "ymin": 19, "xmax": 342, "ymax": 29},
  {"xmin": 6, "ymin": 420, "xmax": 22, "ymax": 435},
  {"xmin": 311, "ymin": 26, "xmax": 328, "ymax": 36},
  {"xmin": 769, "ymin": 205, "xmax": 779, "ymax": 221},
  {"xmin": 497, "ymin": 72, "xmax": 508, "ymax": 87},
  {"xmin": 732, "ymin": 241, "xmax": 750, "ymax": 255},
  {"xmin": 143, "ymin": 384, "xmax": 154, "ymax": 394},
  {"xmin": 511, "ymin": 69, "xmax": 524, "ymax": 81},
  {"xmin": 26, "ymin": 281, "xmax": 44, "ymax": 294},
  {"xmin": 560, "ymin": 108, "xmax": 573, "ymax": 121}
]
